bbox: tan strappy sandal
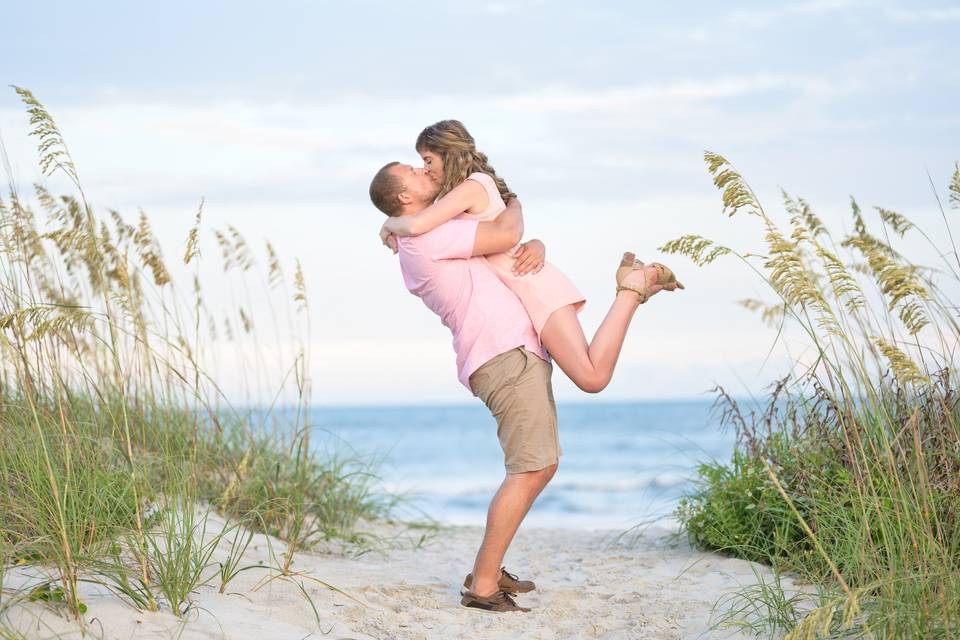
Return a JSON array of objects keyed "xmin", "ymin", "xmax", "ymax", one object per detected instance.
[
  {"xmin": 616, "ymin": 251, "xmax": 640, "ymax": 288},
  {"xmin": 650, "ymin": 262, "xmax": 685, "ymax": 291},
  {"xmin": 615, "ymin": 252, "xmax": 684, "ymax": 304}
]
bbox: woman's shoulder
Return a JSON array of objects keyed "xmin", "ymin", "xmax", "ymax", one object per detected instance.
[
  {"xmin": 466, "ymin": 171, "xmax": 497, "ymax": 190},
  {"xmin": 463, "ymin": 171, "xmax": 504, "ymax": 218}
]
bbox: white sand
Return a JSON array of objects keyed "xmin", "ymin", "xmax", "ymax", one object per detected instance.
[{"xmin": 3, "ymin": 516, "xmax": 787, "ymax": 639}]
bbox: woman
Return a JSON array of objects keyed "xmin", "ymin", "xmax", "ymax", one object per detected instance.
[{"xmin": 379, "ymin": 120, "xmax": 683, "ymax": 393}]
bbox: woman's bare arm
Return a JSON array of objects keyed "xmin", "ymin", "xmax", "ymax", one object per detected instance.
[{"xmin": 381, "ymin": 179, "xmax": 488, "ymax": 238}]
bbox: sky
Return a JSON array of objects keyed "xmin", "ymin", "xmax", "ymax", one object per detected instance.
[{"xmin": 1, "ymin": 0, "xmax": 958, "ymax": 405}]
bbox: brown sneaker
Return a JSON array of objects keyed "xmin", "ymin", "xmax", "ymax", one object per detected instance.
[
  {"xmin": 460, "ymin": 589, "xmax": 531, "ymax": 613},
  {"xmin": 463, "ymin": 567, "xmax": 535, "ymax": 594}
]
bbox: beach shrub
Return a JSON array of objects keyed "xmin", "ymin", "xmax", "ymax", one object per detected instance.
[
  {"xmin": 668, "ymin": 154, "xmax": 960, "ymax": 637},
  {"xmin": 678, "ymin": 444, "xmax": 808, "ymax": 566}
]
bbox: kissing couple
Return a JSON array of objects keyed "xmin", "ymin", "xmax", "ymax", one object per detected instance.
[{"xmin": 369, "ymin": 120, "xmax": 684, "ymax": 612}]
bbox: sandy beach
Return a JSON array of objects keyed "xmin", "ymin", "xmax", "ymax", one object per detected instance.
[{"xmin": 4, "ymin": 515, "xmax": 787, "ymax": 640}]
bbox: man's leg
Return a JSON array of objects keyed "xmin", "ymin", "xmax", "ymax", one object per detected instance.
[
  {"xmin": 469, "ymin": 463, "xmax": 558, "ymax": 597},
  {"xmin": 466, "ymin": 348, "xmax": 560, "ymax": 602}
]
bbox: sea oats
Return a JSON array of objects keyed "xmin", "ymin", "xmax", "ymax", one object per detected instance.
[
  {"xmin": 34, "ymin": 184, "xmax": 60, "ymax": 220},
  {"xmin": 782, "ymin": 591, "xmax": 863, "ymax": 640},
  {"xmin": 950, "ymin": 162, "xmax": 960, "ymax": 209},
  {"xmin": 238, "ymin": 307, "xmax": 253, "ymax": 333},
  {"xmin": 850, "ymin": 197, "xmax": 867, "ymax": 237},
  {"xmin": 266, "ymin": 241, "xmax": 283, "ymax": 290},
  {"xmin": 183, "ymin": 200, "xmax": 203, "ymax": 265},
  {"xmin": 109, "ymin": 209, "xmax": 136, "ymax": 245},
  {"xmin": 3, "ymin": 196, "xmax": 45, "ymax": 268},
  {"xmin": 214, "ymin": 229, "xmax": 234, "ymax": 271},
  {"xmin": 783, "ymin": 191, "xmax": 827, "ymax": 240},
  {"xmin": 738, "ymin": 298, "xmax": 785, "ymax": 327},
  {"xmin": 704, "ymin": 151, "xmax": 762, "ymax": 218},
  {"xmin": 842, "ymin": 234, "xmax": 929, "ymax": 334},
  {"xmin": 875, "ymin": 207, "xmax": 914, "ymax": 237},
  {"xmin": 0, "ymin": 88, "xmax": 367, "ymax": 622},
  {"xmin": 873, "ymin": 337, "xmax": 928, "ymax": 384},
  {"xmin": 848, "ymin": 261, "xmax": 870, "ymax": 275},
  {"xmin": 134, "ymin": 211, "xmax": 170, "ymax": 287},
  {"xmin": 13, "ymin": 86, "xmax": 79, "ymax": 186},
  {"xmin": 815, "ymin": 246, "xmax": 865, "ymax": 314},
  {"xmin": 293, "ymin": 260, "xmax": 307, "ymax": 312},
  {"xmin": 658, "ymin": 234, "xmax": 732, "ymax": 265},
  {"xmin": 764, "ymin": 228, "xmax": 817, "ymax": 306},
  {"xmin": 227, "ymin": 225, "xmax": 255, "ymax": 272},
  {"xmin": 176, "ymin": 334, "xmax": 193, "ymax": 361},
  {"xmin": 0, "ymin": 304, "xmax": 92, "ymax": 342}
]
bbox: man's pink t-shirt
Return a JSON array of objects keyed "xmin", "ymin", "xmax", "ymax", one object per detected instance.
[{"xmin": 397, "ymin": 218, "xmax": 545, "ymax": 391}]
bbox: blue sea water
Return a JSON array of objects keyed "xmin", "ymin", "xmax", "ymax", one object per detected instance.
[{"xmin": 308, "ymin": 400, "xmax": 736, "ymax": 530}]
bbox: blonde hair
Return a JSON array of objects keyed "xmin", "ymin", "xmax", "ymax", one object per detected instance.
[{"xmin": 415, "ymin": 120, "xmax": 517, "ymax": 202}]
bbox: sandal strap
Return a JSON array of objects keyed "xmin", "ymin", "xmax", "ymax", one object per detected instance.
[
  {"xmin": 651, "ymin": 262, "xmax": 676, "ymax": 285},
  {"xmin": 616, "ymin": 283, "xmax": 649, "ymax": 304}
]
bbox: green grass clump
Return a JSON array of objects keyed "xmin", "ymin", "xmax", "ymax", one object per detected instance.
[
  {"xmin": 679, "ymin": 442, "xmax": 808, "ymax": 566},
  {"xmin": 0, "ymin": 87, "xmax": 386, "ymax": 625},
  {"xmin": 666, "ymin": 154, "xmax": 960, "ymax": 638}
]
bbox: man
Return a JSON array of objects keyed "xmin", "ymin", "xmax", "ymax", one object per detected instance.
[{"xmin": 369, "ymin": 161, "xmax": 559, "ymax": 613}]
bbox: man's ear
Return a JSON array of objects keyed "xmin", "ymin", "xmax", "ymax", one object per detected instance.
[{"xmin": 397, "ymin": 191, "xmax": 413, "ymax": 205}]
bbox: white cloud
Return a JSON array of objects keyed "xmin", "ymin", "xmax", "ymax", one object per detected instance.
[
  {"xmin": 484, "ymin": 2, "xmax": 509, "ymax": 15},
  {"xmin": 886, "ymin": 7, "xmax": 960, "ymax": 21},
  {"xmin": 726, "ymin": 2, "xmax": 960, "ymax": 28},
  {"xmin": 496, "ymin": 74, "xmax": 847, "ymax": 113},
  {"xmin": 726, "ymin": 0, "xmax": 870, "ymax": 28}
]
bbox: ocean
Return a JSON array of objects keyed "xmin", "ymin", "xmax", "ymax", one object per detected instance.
[{"xmin": 308, "ymin": 400, "xmax": 736, "ymax": 531}]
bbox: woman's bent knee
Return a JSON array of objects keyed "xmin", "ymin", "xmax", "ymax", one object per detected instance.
[{"xmin": 575, "ymin": 375, "xmax": 609, "ymax": 393}]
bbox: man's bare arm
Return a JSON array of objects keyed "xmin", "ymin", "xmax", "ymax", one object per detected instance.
[{"xmin": 471, "ymin": 197, "xmax": 524, "ymax": 256}]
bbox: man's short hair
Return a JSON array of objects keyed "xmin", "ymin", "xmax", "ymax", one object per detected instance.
[{"xmin": 369, "ymin": 161, "xmax": 404, "ymax": 216}]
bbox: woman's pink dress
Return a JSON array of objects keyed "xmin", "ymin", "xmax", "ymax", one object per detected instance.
[{"xmin": 457, "ymin": 172, "xmax": 586, "ymax": 335}]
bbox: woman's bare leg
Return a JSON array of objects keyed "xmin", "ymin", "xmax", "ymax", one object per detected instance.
[{"xmin": 540, "ymin": 265, "xmax": 661, "ymax": 393}]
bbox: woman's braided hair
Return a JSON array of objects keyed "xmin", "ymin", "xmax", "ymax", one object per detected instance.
[{"xmin": 415, "ymin": 120, "xmax": 517, "ymax": 202}]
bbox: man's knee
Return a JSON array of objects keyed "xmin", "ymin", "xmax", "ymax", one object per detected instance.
[
  {"xmin": 535, "ymin": 462, "xmax": 558, "ymax": 487},
  {"xmin": 512, "ymin": 462, "xmax": 558, "ymax": 487}
]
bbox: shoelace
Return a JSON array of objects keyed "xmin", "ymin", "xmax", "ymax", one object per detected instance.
[
  {"xmin": 501, "ymin": 567, "xmax": 519, "ymax": 582},
  {"xmin": 494, "ymin": 590, "xmax": 520, "ymax": 607}
]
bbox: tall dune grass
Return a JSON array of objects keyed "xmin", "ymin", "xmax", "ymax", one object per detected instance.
[
  {"xmin": 0, "ymin": 87, "xmax": 386, "ymax": 621},
  {"xmin": 667, "ymin": 153, "xmax": 960, "ymax": 637}
]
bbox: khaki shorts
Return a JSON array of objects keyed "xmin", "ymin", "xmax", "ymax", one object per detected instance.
[{"xmin": 469, "ymin": 348, "xmax": 562, "ymax": 474}]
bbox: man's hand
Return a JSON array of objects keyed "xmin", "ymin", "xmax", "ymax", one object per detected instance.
[
  {"xmin": 379, "ymin": 223, "xmax": 398, "ymax": 254},
  {"xmin": 472, "ymin": 198, "xmax": 524, "ymax": 257},
  {"xmin": 512, "ymin": 239, "xmax": 545, "ymax": 276}
]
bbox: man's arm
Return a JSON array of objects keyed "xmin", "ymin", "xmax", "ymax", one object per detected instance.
[{"xmin": 471, "ymin": 197, "xmax": 524, "ymax": 256}]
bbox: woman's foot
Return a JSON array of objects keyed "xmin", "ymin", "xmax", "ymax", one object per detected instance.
[
  {"xmin": 615, "ymin": 252, "xmax": 685, "ymax": 303},
  {"xmin": 649, "ymin": 262, "xmax": 685, "ymax": 291},
  {"xmin": 617, "ymin": 264, "xmax": 664, "ymax": 304},
  {"xmin": 615, "ymin": 251, "xmax": 639, "ymax": 288}
]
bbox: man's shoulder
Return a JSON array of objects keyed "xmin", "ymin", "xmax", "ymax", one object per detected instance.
[{"xmin": 401, "ymin": 218, "xmax": 479, "ymax": 262}]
